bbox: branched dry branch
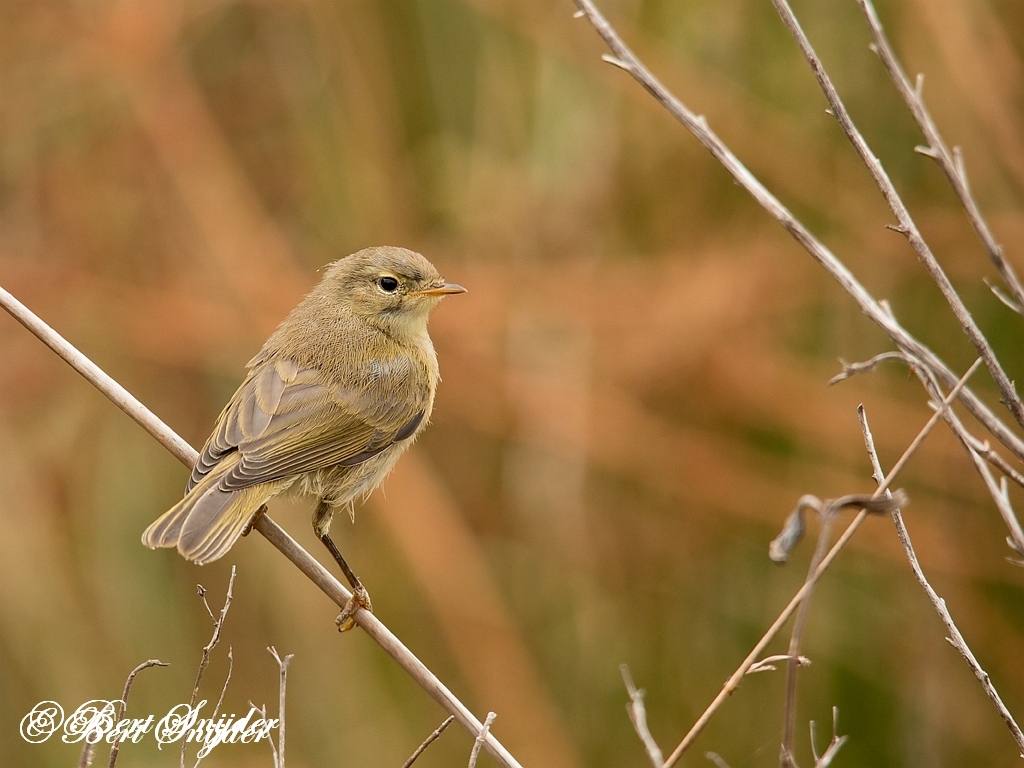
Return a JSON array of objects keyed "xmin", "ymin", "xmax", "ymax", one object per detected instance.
[
  {"xmin": 925, "ymin": 389, "xmax": 1024, "ymax": 556},
  {"xmin": 186, "ymin": 568, "xmax": 236, "ymax": 768},
  {"xmin": 620, "ymin": 665, "xmax": 664, "ymax": 768},
  {"xmin": 767, "ymin": 0, "xmax": 1024, "ymax": 431},
  {"xmin": 776, "ymin": 363, "xmax": 977, "ymax": 765},
  {"xmin": 567, "ymin": 2, "xmax": 1024, "ymax": 469},
  {"xmin": 854, "ymin": 0, "xmax": 1024, "ymax": 312},
  {"xmin": 831, "ymin": 353, "xmax": 1024, "ymax": 492},
  {"xmin": 189, "ymin": 571, "xmax": 235, "ymax": 711},
  {"xmin": 809, "ymin": 708, "xmax": 847, "ymax": 768},
  {"xmin": 962, "ymin": 433, "xmax": 1024, "ymax": 492},
  {"xmin": 657, "ymin": 360, "xmax": 980, "ymax": 766},
  {"xmin": 858, "ymin": 408, "xmax": 1024, "ymax": 754},
  {"xmin": 0, "ymin": 286, "xmax": 522, "ymax": 768},
  {"xmin": 401, "ymin": 716, "xmax": 456, "ymax": 768}
]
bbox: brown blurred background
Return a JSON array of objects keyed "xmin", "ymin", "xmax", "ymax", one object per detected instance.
[{"xmin": 2, "ymin": 0, "xmax": 1024, "ymax": 766}]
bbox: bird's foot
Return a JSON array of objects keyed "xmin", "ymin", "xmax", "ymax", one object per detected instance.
[
  {"xmin": 241, "ymin": 505, "xmax": 268, "ymax": 537},
  {"xmin": 336, "ymin": 584, "xmax": 373, "ymax": 632}
]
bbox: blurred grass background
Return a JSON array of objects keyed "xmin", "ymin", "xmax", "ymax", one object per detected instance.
[{"xmin": 1, "ymin": 0, "xmax": 1024, "ymax": 766}]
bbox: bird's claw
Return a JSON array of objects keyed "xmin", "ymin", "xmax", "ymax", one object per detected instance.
[
  {"xmin": 336, "ymin": 584, "xmax": 373, "ymax": 632},
  {"xmin": 241, "ymin": 505, "xmax": 267, "ymax": 537}
]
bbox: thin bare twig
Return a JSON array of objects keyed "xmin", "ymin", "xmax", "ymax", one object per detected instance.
[
  {"xmin": 855, "ymin": 0, "xmax": 1024, "ymax": 312},
  {"xmin": 962, "ymin": 433, "xmax": 1024, "ymax": 492},
  {"xmin": 663, "ymin": 513, "xmax": 860, "ymax": 766},
  {"xmin": 970, "ymin": 467, "xmax": 1024, "ymax": 559},
  {"xmin": 747, "ymin": 655, "xmax": 810, "ymax": 675},
  {"xmin": 193, "ymin": 646, "xmax": 232, "ymax": 768},
  {"xmin": 828, "ymin": 352, "xmax": 908, "ymax": 386},
  {"xmin": 107, "ymin": 659, "xmax": 168, "ymax": 768},
  {"xmin": 985, "ymin": 279, "xmax": 1024, "ymax": 315},
  {"xmin": 0, "ymin": 290, "xmax": 195, "ymax": 465},
  {"xmin": 832, "ymin": 353, "xmax": 1024, "ymax": 492},
  {"xmin": 809, "ymin": 708, "xmax": 847, "ymax": 768},
  {"xmin": 780, "ymin": 500, "xmax": 837, "ymax": 768},
  {"xmin": 620, "ymin": 665, "xmax": 664, "ymax": 768},
  {"xmin": 78, "ymin": 740, "xmax": 95, "ymax": 767},
  {"xmin": 567, "ymin": 3, "xmax": 1024, "ymax": 467},
  {"xmin": 267, "ymin": 647, "xmax": 293, "ymax": 768},
  {"xmin": 886, "ymin": 348, "xmax": 1024, "ymax": 553},
  {"xmin": 767, "ymin": 0, "xmax": 1024, "ymax": 431},
  {"xmin": 705, "ymin": 753, "xmax": 732, "ymax": 768},
  {"xmin": 909, "ymin": 363, "xmax": 1024, "ymax": 555},
  {"xmin": 190, "ymin": 571, "xmax": 236, "ymax": 710},
  {"xmin": 468, "ymin": 712, "xmax": 497, "ymax": 768},
  {"xmin": 77, "ymin": 703, "xmax": 116, "ymax": 768},
  {"xmin": 878, "ymin": 357, "xmax": 982, "ymax": 478},
  {"xmin": 401, "ymin": 716, "xmax": 456, "ymax": 768},
  {"xmin": 0, "ymin": 284, "xmax": 522, "ymax": 768},
  {"xmin": 214, "ymin": 648, "xmax": 234, "ymax": 721},
  {"xmin": 660, "ymin": 360, "xmax": 979, "ymax": 766},
  {"xmin": 185, "ymin": 568, "xmax": 236, "ymax": 768},
  {"xmin": 249, "ymin": 703, "xmax": 278, "ymax": 766},
  {"xmin": 858, "ymin": 408, "xmax": 1024, "ymax": 754}
]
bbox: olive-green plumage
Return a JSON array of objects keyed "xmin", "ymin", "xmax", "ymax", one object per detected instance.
[{"xmin": 142, "ymin": 246, "xmax": 465, "ymax": 565}]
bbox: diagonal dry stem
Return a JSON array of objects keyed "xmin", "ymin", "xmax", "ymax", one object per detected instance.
[{"xmin": 401, "ymin": 716, "xmax": 455, "ymax": 768}]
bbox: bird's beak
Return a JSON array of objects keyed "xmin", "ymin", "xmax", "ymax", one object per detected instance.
[{"xmin": 412, "ymin": 282, "xmax": 467, "ymax": 297}]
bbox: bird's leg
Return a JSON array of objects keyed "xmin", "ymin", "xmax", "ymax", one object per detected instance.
[
  {"xmin": 241, "ymin": 505, "xmax": 268, "ymax": 537},
  {"xmin": 313, "ymin": 500, "xmax": 372, "ymax": 632}
]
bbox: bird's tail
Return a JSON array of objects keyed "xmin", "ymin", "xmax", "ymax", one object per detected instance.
[{"xmin": 142, "ymin": 455, "xmax": 269, "ymax": 565}]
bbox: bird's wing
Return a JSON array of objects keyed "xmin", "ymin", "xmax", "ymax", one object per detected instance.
[{"xmin": 187, "ymin": 356, "xmax": 428, "ymax": 493}]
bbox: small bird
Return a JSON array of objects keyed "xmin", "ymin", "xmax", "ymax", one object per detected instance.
[{"xmin": 143, "ymin": 246, "xmax": 465, "ymax": 629}]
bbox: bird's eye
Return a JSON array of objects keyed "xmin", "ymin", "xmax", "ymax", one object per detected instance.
[{"xmin": 378, "ymin": 276, "xmax": 399, "ymax": 293}]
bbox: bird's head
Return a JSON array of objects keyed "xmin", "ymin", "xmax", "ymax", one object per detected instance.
[{"xmin": 322, "ymin": 246, "xmax": 466, "ymax": 334}]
